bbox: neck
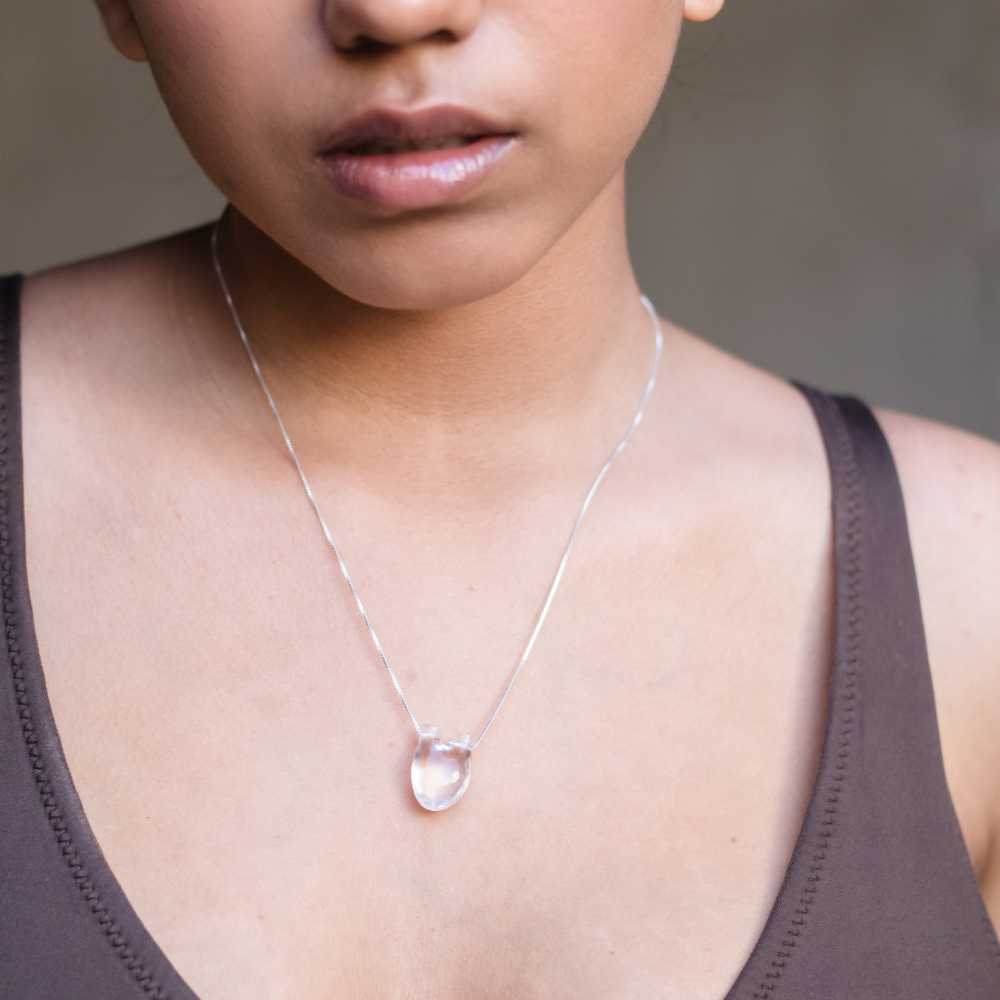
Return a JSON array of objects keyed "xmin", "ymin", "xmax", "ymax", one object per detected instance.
[{"xmin": 179, "ymin": 177, "xmax": 665, "ymax": 506}]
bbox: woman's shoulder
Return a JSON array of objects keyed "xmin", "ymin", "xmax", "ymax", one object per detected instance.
[
  {"xmin": 16, "ymin": 222, "xmax": 209, "ymax": 346},
  {"xmin": 11, "ymin": 224, "xmax": 218, "ymax": 507},
  {"xmin": 876, "ymin": 402, "xmax": 1000, "ymax": 930},
  {"xmin": 14, "ymin": 224, "xmax": 213, "ymax": 417},
  {"xmin": 869, "ymin": 402, "xmax": 1000, "ymax": 757},
  {"xmin": 871, "ymin": 401, "xmax": 1000, "ymax": 872}
]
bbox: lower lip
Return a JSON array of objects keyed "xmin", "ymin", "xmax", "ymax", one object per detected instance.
[{"xmin": 317, "ymin": 133, "xmax": 518, "ymax": 211}]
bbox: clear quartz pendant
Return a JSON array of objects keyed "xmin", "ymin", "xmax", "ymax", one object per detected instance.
[{"xmin": 410, "ymin": 725, "xmax": 472, "ymax": 812}]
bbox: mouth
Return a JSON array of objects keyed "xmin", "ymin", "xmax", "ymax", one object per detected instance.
[
  {"xmin": 316, "ymin": 103, "xmax": 521, "ymax": 211},
  {"xmin": 317, "ymin": 102, "xmax": 518, "ymax": 156}
]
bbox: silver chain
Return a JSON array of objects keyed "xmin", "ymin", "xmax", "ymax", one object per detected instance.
[{"xmin": 209, "ymin": 213, "xmax": 664, "ymax": 753}]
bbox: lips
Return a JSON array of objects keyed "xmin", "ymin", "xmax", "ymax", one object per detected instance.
[
  {"xmin": 315, "ymin": 101, "xmax": 521, "ymax": 212},
  {"xmin": 317, "ymin": 133, "xmax": 518, "ymax": 211},
  {"xmin": 318, "ymin": 102, "xmax": 518, "ymax": 156}
]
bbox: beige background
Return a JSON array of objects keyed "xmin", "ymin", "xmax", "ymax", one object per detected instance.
[{"xmin": 2, "ymin": 2, "xmax": 997, "ymax": 438}]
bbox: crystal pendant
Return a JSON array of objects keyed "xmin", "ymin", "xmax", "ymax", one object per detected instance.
[{"xmin": 410, "ymin": 725, "xmax": 472, "ymax": 812}]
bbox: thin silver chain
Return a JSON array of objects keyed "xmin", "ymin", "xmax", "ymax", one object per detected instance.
[{"xmin": 209, "ymin": 213, "xmax": 664, "ymax": 753}]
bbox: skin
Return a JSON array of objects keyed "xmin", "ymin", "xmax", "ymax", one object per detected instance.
[
  {"xmin": 13, "ymin": 1, "xmax": 999, "ymax": 997},
  {"xmin": 90, "ymin": 0, "xmax": 725, "ymax": 490}
]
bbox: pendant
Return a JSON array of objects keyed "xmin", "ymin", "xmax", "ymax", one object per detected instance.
[{"xmin": 410, "ymin": 725, "xmax": 472, "ymax": 812}]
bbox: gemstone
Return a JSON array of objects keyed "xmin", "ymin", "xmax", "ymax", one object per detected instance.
[{"xmin": 410, "ymin": 725, "xmax": 472, "ymax": 812}]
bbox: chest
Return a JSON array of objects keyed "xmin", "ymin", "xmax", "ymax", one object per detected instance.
[{"xmin": 20, "ymin": 451, "xmax": 842, "ymax": 999}]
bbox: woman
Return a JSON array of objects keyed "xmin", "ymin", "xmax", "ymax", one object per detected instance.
[{"xmin": 1, "ymin": 1, "xmax": 998, "ymax": 997}]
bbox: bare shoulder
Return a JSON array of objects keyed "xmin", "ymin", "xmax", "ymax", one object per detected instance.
[
  {"xmin": 18, "ymin": 223, "xmax": 209, "ymax": 364},
  {"xmin": 871, "ymin": 403, "xmax": 1000, "ymax": 899},
  {"xmin": 13, "ymin": 222, "xmax": 226, "ymax": 562},
  {"xmin": 17, "ymin": 224, "xmax": 212, "ymax": 418}
]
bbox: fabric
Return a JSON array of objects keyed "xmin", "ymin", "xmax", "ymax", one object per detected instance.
[{"xmin": 1, "ymin": 269, "xmax": 998, "ymax": 999}]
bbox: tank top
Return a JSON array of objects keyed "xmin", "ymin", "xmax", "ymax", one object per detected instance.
[{"xmin": 1, "ymin": 269, "xmax": 998, "ymax": 999}]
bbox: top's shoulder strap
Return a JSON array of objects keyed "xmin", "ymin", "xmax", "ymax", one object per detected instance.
[
  {"xmin": 789, "ymin": 375, "xmax": 932, "ymax": 693},
  {"xmin": 784, "ymin": 375, "xmax": 1000, "ymax": 984},
  {"xmin": 0, "ymin": 272, "xmax": 25, "ymax": 459},
  {"xmin": 0, "ymin": 272, "xmax": 25, "ymax": 462},
  {"xmin": 0, "ymin": 273, "xmax": 24, "ymax": 351}
]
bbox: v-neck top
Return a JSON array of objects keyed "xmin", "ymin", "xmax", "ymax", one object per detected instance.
[{"xmin": 1, "ymin": 269, "xmax": 999, "ymax": 999}]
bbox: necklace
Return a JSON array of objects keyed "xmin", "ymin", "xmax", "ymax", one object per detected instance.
[{"xmin": 209, "ymin": 212, "xmax": 664, "ymax": 812}]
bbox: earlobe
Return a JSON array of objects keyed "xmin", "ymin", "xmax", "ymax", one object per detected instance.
[
  {"xmin": 93, "ymin": 0, "xmax": 149, "ymax": 63},
  {"xmin": 682, "ymin": 0, "xmax": 726, "ymax": 22}
]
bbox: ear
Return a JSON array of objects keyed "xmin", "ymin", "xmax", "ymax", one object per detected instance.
[
  {"xmin": 94, "ymin": 0, "xmax": 148, "ymax": 62},
  {"xmin": 683, "ymin": 0, "xmax": 726, "ymax": 22}
]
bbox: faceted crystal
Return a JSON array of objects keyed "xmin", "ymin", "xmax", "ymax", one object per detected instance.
[{"xmin": 410, "ymin": 725, "xmax": 472, "ymax": 812}]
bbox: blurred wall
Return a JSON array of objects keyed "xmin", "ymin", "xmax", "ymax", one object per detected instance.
[{"xmin": 2, "ymin": 1, "xmax": 997, "ymax": 438}]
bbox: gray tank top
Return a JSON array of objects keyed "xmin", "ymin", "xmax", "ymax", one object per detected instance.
[{"xmin": 1, "ymin": 270, "xmax": 998, "ymax": 998}]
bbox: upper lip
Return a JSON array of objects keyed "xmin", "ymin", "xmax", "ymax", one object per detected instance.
[{"xmin": 318, "ymin": 102, "xmax": 518, "ymax": 154}]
